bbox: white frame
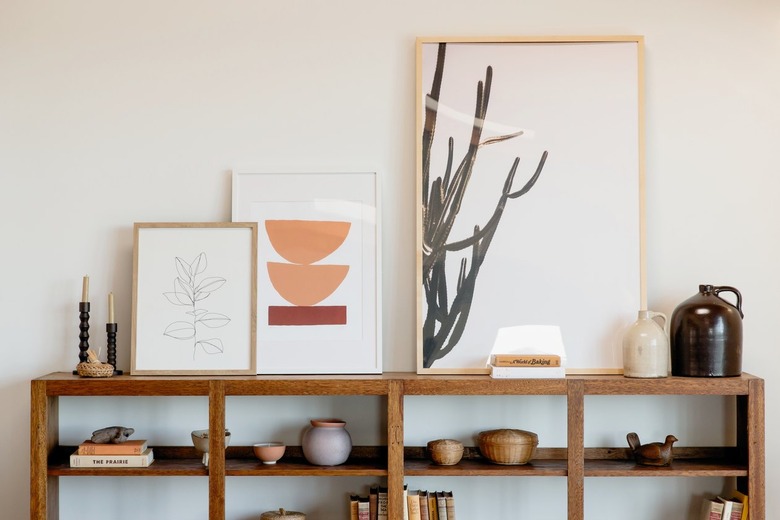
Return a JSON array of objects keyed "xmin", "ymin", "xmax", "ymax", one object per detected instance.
[
  {"xmin": 416, "ymin": 36, "xmax": 646, "ymax": 374},
  {"xmin": 232, "ymin": 171, "xmax": 382, "ymax": 374},
  {"xmin": 131, "ymin": 222, "xmax": 257, "ymax": 375}
]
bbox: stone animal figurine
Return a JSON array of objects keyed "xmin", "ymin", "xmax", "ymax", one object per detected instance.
[
  {"xmin": 626, "ymin": 432, "xmax": 678, "ymax": 466},
  {"xmin": 91, "ymin": 426, "xmax": 135, "ymax": 444}
]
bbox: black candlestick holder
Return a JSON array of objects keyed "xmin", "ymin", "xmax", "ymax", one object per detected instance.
[
  {"xmin": 106, "ymin": 323, "xmax": 123, "ymax": 375},
  {"xmin": 73, "ymin": 302, "xmax": 90, "ymax": 374}
]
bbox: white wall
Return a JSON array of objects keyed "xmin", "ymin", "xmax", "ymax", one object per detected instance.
[{"xmin": 2, "ymin": 0, "xmax": 778, "ymax": 518}]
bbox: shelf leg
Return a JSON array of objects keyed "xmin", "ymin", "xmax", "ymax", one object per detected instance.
[
  {"xmin": 209, "ymin": 380, "xmax": 226, "ymax": 520},
  {"xmin": 387, "ymin": 380, "xmax": 404, "ymax": 520}
]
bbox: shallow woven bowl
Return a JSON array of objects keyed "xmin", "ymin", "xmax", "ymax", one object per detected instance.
[
  {"xmin": 426, "ymin": 439, "xmax": 464, "ymax": 465},
  {"xmin": 477, "ymin": 429, "xmax": 538, "ymax": 465},
  {"xmin": 76, "ymin": 362, "xmax": 114, "ymax": 378}
]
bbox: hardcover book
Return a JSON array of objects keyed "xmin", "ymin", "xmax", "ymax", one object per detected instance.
[
  {"xmin": 489, "ymin": 365, "xmax": 566, "ymax": 379},
  {"xmin": 77, "ymin": 439, "xmax": 148, "ymax": 455},
  {"xmin": 357, "ymin": 497, "xmax": 370, "ymax": 520},
  {"xmin": 377, "ymin": 486, "xmax": 388, "ymax": 520},
  {"xmin": 70, "ymin": 448, "xmax": 154, "ymax": 468},
  {"xmin": 407, "ymin": 490, "xmax": 421, "ymax": 520},
  {"xmin": 490, "ymin": 354, "xmax": 562, "ymax": 367},
  {"xmin": 699, "ymin": 498, "xmax": 724, "ymax": 520}
]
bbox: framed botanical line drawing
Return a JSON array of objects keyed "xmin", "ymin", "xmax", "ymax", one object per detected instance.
[
  {"xmin": 417, "ymin": 36, "xmax": 646, "ymax": 374},
  {"xmin": 131, "ymin": 222, "xmax": 257, "ymax": 375},
  {"xmin": 232, "ymin": 171, "xmax": 382, "ymax": 374}
]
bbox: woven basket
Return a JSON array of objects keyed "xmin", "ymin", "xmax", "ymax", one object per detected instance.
[
  {"xmin": 426, "ymin": 439, "xmax": 464, "ymax": 465},
  {"xmin": 477, "ymin": 429, "xmax": 538, "ymax": 465},
  {"xmin": 76, "ymin": 362, "xmax": 114, "ymax": 378}
]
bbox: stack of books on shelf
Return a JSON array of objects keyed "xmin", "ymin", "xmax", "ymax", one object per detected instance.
[
  {"xmin": 487, "ymin": 325, "xmax": 567, "ymax": 379},
  {"xmin": 348, "ymin": 485, "xmax": 456, "ymax": 520},
  {"xmin": 406, "ymin": 489, "xmax": 455, "ymax": 520},
  {"xmin": 349, "ymin": 485, "xmax": 387, "ymax": 520},
  {"xmin": 699, "ymin": 492, "xmax": 748, "ymax": 520},
  {"xmin": 70, "ymin": 439, "xmax": 154, "ymax": 468}
]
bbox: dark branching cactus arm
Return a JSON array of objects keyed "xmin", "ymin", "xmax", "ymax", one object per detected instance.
[{"xmin": 421, "ymin": 42, "xmax": 549, "ymax": 369}]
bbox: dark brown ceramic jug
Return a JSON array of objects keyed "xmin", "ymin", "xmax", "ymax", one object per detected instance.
[{"xmin": 670, "ymin": 285, "xmax": 743, "ymax": 377}]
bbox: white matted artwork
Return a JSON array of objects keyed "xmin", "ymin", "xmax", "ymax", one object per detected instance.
[
  {"xmin": 131, "ymin": 222, "xmax": 257, "ymax": 375},
  {"xmin": 232, "ymin": 171, "xmax": 381, "ymax": 374},
  {"xmin": 417, "ymin": 36, "xmax": 646, "ymax": 374}
]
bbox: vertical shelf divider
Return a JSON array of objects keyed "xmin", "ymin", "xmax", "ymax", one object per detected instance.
[
  {"xmin": 567, "ymin": 378, "xmax": 585, "ymax": 520},
  {"xmin": 387, "ymin": 379, "xmax": 405, "ymax": 519},
  {"xmin": 209, "ymin": 380, "xmax": 226, "ymax": 520}
]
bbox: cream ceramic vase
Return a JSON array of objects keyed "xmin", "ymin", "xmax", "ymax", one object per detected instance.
[
  {"xmin": 622, "ymin": 310, "xmax": 669, "ymax": 378},
  {"xmin": 302, "ymin": 419, "xmax": 352, "ymax": 466}
]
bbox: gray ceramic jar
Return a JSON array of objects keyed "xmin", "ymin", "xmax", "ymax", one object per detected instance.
[{"xmin": 301, "ymin": 419, "xmax": 352, "ymax": 466}]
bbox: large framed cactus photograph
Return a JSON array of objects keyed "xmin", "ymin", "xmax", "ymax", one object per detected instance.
[
  {"xmin": 416, "ymin": 36, "xmax": 646, "ymax": 374},
  {"xmin": 131, "ymin": 222, "xmax": 257, "ymax": 375}
]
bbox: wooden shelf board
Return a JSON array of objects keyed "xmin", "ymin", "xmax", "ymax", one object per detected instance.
[
  {"xmin": 50, "ymin": 458, "xmax": 208, "ymax": 477},
  {"xmin": 404, "ymin": 458, "xmax": 568, "ymax": 476},
  {"xmin": 227, "ymin": 457, "xmax": 388, "ymax": 476},
  {"xmin": 584, "ymin": 458, "xmax": 749, "ymax": 477}
]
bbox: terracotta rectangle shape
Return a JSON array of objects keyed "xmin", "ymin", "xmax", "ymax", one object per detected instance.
[{"xmin": 268, "ymin": 306, "xmax": 347, "ymax": 326}]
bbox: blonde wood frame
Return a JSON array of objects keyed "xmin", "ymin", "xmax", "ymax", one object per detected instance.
[
  {"xmin": 131, "ymin": 222, "xmax": 258, "ymax": 375},
  {"xmin": 416, "ymin": 36, "xmax": 647, "ymax": 375}
]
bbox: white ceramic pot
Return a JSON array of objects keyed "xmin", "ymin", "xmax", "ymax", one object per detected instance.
[
  {"xmin": 623, "ymin": 310, "xmax": 669, "ymax": 378},
  {"xmin": 301, "ymin": 419, "xmax": 352, "ymax": 466}
]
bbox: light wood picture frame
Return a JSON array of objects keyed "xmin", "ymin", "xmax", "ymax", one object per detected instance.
[
  {"xmin": 232, "ymin": 171, "xmax": 382, "ymax": 374},
  {"xmin": 417, "ymin": 36, "xmax": 646, "ymax": 374},
  {"xmin": 131, "ymin": 222, "xmax": 257, "ymax": 375}
]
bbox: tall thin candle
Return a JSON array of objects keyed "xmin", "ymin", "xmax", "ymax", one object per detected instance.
[
  {"xmin": 108, "ymin": 292, "xmax": 115, "ymax": 323},
  {"xmin": 81, "ymin": 275, "xmax": 89, "ymax": 303}
]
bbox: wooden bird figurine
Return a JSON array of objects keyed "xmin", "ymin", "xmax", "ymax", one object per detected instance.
[{"xmin": 626, "ymin": 432, "xmax": 678, "ymax": 466}]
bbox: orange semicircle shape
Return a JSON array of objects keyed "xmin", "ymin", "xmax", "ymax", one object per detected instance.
[
  {"xmin": 265, "ymin": 220, "xmax": 351, "ymax": 265},
  {"xmin": 267, "ymin": 262, "xmax": 350, "ymax": 306}
]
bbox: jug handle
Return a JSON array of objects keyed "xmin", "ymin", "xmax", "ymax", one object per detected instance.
[
  {"xmin": 648, "ymin": 311, "xmax": 668, "ymax": 333},
  {"xmin": 713, "ymin": 286, "xmax": 744, "ymax": 318}
]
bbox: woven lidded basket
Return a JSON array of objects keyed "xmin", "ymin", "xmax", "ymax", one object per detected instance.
[
  {"xmin": 260, "ymin": 508, "xmax": 306, "ymax": 520},
  {"xmin": 76, "ymin": 362, "xmax": 114, "ymax": 378},
  {"xmin": 426, "ymin": 439, "xmax": 464, "ymax": 465},
  {"xmin": 477, "ymin": 428, "xmax": 538, "ymax": 465}
]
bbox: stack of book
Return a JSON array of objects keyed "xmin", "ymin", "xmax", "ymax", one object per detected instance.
[
  {"xmin": 348, "ymin": 486, "xmax": 456, "ymax": 520},
  {"xmin": 406, "ymin": 489, "xmax": 455, "ymax": 520},
  {"xmin": 486, "ymin": 325, "xmax": 567, "ymax": 379},
  {"xmin": 699, "ymin": 492, "xmax": 748, "ymax": 520},
  {"xmin": 70, "ymin": 439, "xmax": 154, "ymax": 468},
  {"xmin": 488, "ymin": 353, "xmax": 565, "ymax": 379},
  {"xmin": 349, "ymin": 485, "xmax": 387, "ymax": 520}
]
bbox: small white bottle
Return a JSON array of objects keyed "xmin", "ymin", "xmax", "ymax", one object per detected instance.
[{"xmin": 622, "ymin": 310, "xmax": 669, "ymax": 378}]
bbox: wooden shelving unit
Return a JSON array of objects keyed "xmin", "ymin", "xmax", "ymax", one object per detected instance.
[{"xmin": 30, "ymin": 372, "xmax": 764, "ymax": 519}]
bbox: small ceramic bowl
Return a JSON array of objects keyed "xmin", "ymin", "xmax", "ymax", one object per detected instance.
[
  {"xmin": 253, "ymin": 442, "xmax": 286, "ymax": 464},
  {"xmin": 191, "ymin": 429, "xmax": 231, "ymax": 466}
]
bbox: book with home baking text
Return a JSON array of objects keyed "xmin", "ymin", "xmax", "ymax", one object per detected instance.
[
  {"xmin": 490, "ymin": 354, "xmax": 562, "ymax": 367},
  {"xmin": 77, "ymin": 439, "xmax": 148, "ymax": 455},
  {"xmin": 70, "ymin": 448, "xmax": 154, "ymax": 468}
]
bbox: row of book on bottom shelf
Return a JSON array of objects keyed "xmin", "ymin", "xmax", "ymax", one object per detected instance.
[
  {"xmin": 69, "ymin": 439, "xmax": 154, "ymax": 468},
  {"xmin": 699, "ymin": 491, "xmax": 749, "ymax": 520},
  {"xmin": 349, "ymin": 485, "xmax": 455, "ymax": 520}
]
